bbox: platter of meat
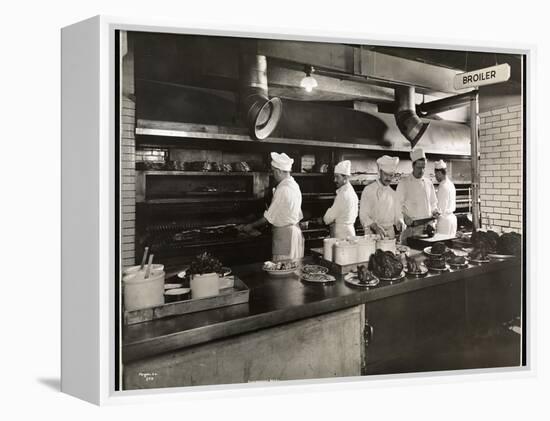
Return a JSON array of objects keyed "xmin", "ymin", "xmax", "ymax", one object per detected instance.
[
  {"xmin": 344, "ymin": 265, "xmax": 379, "ymax": 288},
  {"xmin": 301, "ymin": 264, "xmax": 329, "ymax": 275},
  {"xmin": 368, "ymin": 250, "xmax": 405, "ymax": 282},
  {"xmin": 448, "ymin": 254, "xmax": 469, "ymax": 268},
  {"xmin": 263, "ymin": 260, "xmax": 300, "ymax": 276},
  {"xmin": 404, "ymin": 256, "xmax": 428, "ymax": 277},
  {"xmin": 423, "ymin": 242, "xmax": 447, "ymax": 256},
  {"xmin": 301, "ymin": 272, "xmax": 336, "ymax": 284},
  {"xmin": 468, "ymin": 248, "xmax": 490, "ymax": 264},
  {"xmin": 426, "ymin": 256, "xmax": 450, "ymax": 272}
]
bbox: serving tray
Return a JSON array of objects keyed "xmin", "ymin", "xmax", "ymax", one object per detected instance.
[{"xmin": 124, "ymin": 276, "xmax": 249, "ymax": 325}]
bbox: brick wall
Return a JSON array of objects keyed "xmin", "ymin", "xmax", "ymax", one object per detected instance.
[
  {"xmin": 121, "ymin": 34, "xmax": 136, "ymax": 269},
  {"xmin": 479, "ymin": 103, "xmax": 523, "ymax": 233},
  {"xmin": 135, "ymin": 147, "xmax": 168, "ymax": 163}
]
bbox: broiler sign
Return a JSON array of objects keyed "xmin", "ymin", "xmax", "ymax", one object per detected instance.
[{"xmin": 454, "ymin": 63, "xmax": 511, "ymax": 90}]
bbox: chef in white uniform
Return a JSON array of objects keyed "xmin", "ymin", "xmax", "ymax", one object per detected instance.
[
  {"xmin": 238, "ymin": 152, "xmax": 304, "ymax": 262},
  {"xmin": 359, "ymin": 155, "xmax": 403, "ymax": 239},
  {"xmin": 396, "ymin": 148, "xmax": 440, "ymax": 245},
  {"xmin": 322, "ymin": 160, "xmax": 359, "ymax": 239},
  {"xmin": 434, "ymin": 159, "xmax": 457, "ymax": 236}
]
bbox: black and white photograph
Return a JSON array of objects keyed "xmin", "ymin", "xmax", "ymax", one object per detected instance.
[{"xmin": 116, "ymin": 30, "xmax": 526, "ymax": 391}]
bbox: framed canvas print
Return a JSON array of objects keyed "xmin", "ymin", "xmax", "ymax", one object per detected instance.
[{"xmin": 61, "ymin": 15, "xmax": 531, "ymax": 405}]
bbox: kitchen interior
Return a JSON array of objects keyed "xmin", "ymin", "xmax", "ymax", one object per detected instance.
[{"xmin": 118, "ymin": 31, "xmax": 524, "ymax": 390}]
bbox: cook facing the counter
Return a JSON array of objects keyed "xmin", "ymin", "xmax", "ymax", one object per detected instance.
[
  {"xmin": 396, "ymin": 148, "xmax": 440, "ymax": 245},
  {"xmin": 359, "ymin": 155, "xmax": 403, "ymax": 239},
  {"xmin": 322, "ymin": 160, "xmax": 359, "ymax": 239},
  {"xmin": 434, "ymin": 160, "xmax": 457, "ymax": 236},
  {"xmin": 237, "ymin": 152, "xmax": 305, "ymax": 262}
]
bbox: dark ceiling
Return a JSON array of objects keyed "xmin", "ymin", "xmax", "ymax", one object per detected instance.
[{"xmin": 369, "ymin": 46, "xmax": 523, "ymax": 85}]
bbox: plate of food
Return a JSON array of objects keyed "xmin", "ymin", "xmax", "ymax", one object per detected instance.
[
  {"xmin": 468, "ymin": 248, "xmax": 490, "ymax": 264},
  {"xmin": 344, "ymin": 265, "xmax": 380, "ymax": 287},
  {"xmin": 378, "ymin": 272, "xmax": 406, "ymax": 282},
  {"xmin": 369, "ymin": 249, "xmax": 405, "ymax": 282},
  {"xmin": 301, "ymin": 264, "xmax": 329, "ymax": 275},
  {"xmin": 448, "ymin": 254, "xmax": 469, "ymax": 268},
  {"xmin": 404, "ymin": 256, "xmax": 428, "ymax": 277},
  {"xmin": 426, "ymin": 256, "xmax": 450, "ymax": 272},
  {"xmin": 487, "ymin": 253, "xmax": 515, "ymax": 260},
  {"xmin": 424, "ymin": 242, "xmax": 447, "ymax": 256},
  {"xmin": 301, "ymin": 272, "xmax": 336, "ymax": 284},
  {"xmin": 263, "ymin": 260, "xmax": 300, "ymax": 276}
]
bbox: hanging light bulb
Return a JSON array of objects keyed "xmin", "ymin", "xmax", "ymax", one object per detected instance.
[{"xmin": 300, "ymin": 65, "xmax": 317, "ymax": 93}]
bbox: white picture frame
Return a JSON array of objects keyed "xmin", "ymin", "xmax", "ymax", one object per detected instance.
[{"xmin": 61, "ymin": 15, "xmax": 534, "ymax": 405}]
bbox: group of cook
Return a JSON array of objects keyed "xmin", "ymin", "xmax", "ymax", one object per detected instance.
[{"xmin": 238, "ymin": 149, "xmax": 457, "ymax": 261}]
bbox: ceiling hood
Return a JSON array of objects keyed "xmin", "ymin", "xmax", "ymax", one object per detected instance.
[{"xmin": 135, "ymin": 81, "xmax": 470, "ymax": 156}]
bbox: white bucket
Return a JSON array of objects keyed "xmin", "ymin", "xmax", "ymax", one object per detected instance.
[
  {"xmin": 376, "ymin": 238, "xmax": 397, "ymax": 254},
  {"xmin": 357, "ymin": 236, "xmax": 376, "ymax": 263},
  {"xmin": 334, "ymin": 240, "xmax": 359, "ymax": 265},
  {"xmin": 190, "ymin": 272, "xmax": 220, "ymax": 298},
  {"xmin": 123, "ymin": 269, "xmax": 165, "ymax": 311}
]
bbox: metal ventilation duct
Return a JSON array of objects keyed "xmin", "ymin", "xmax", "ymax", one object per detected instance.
[
  {"xmin": 394, "ymin": 86, "xmax": 430, "ymax": 148},
  {"xmin": 239, "ymin": 52, "xmax": 282, "ymax": 140}
]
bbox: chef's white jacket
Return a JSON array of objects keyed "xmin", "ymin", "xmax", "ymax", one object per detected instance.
[
  {"xmin": 436, "ymin": 178, "xmax": 457, "ymax": 236},
  {"xmin": 264, "ymin": 176, "xmax": 303, "ymax": 227},
  {"xmin": 359, "ymin": 180, "xmax": 403, "ymax": 229},
  {"xmin": 323, "ymin": 181, "xmax": 359, "ymax": 226},
  {"xmin": 436, "ymin": 178, "xmax": 456, "ymax": 215},
  {"xmin": 396, "ymin": 175, "xmax": 439, "ymax": 220}
]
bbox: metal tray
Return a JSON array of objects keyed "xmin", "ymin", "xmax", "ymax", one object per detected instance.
[{"xmin": 124, "ymin": 276, "xmax": 249, "ymax": 325}]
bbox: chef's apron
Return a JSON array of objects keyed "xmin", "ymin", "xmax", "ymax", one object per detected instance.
[
  {"xmin": 272, "ymin": 224, "xmax": 305, "ymax": 262},
  {"xmin": 331, "ymin": 223, "xmax": 356, "ymax": 240},
  {"xmin": 436, "ymin": 213, "xmax": 457, "ymax": 236}
]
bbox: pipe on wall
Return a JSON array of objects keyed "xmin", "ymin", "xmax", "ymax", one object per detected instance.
[
  {"xmin": 394, "ymin": 86, "xmax": 430, "ymax": 148},
  {"xmin": 239, "ymin": 47, "xmax": 282, "ymax": 140}
]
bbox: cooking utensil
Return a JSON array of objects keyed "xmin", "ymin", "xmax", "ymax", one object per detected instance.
[
  {"xmin": 140, "ymin": 246, "xmax": 150, "ymax": 270},
  {"xmin": 144, "ymin": 254, "xmax": 154, "ymax": 279}
]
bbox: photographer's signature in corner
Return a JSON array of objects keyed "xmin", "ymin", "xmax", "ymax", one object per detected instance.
[{"xmin": 138, "ymin": 371, "xmax": 159, "ymax": 382}]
